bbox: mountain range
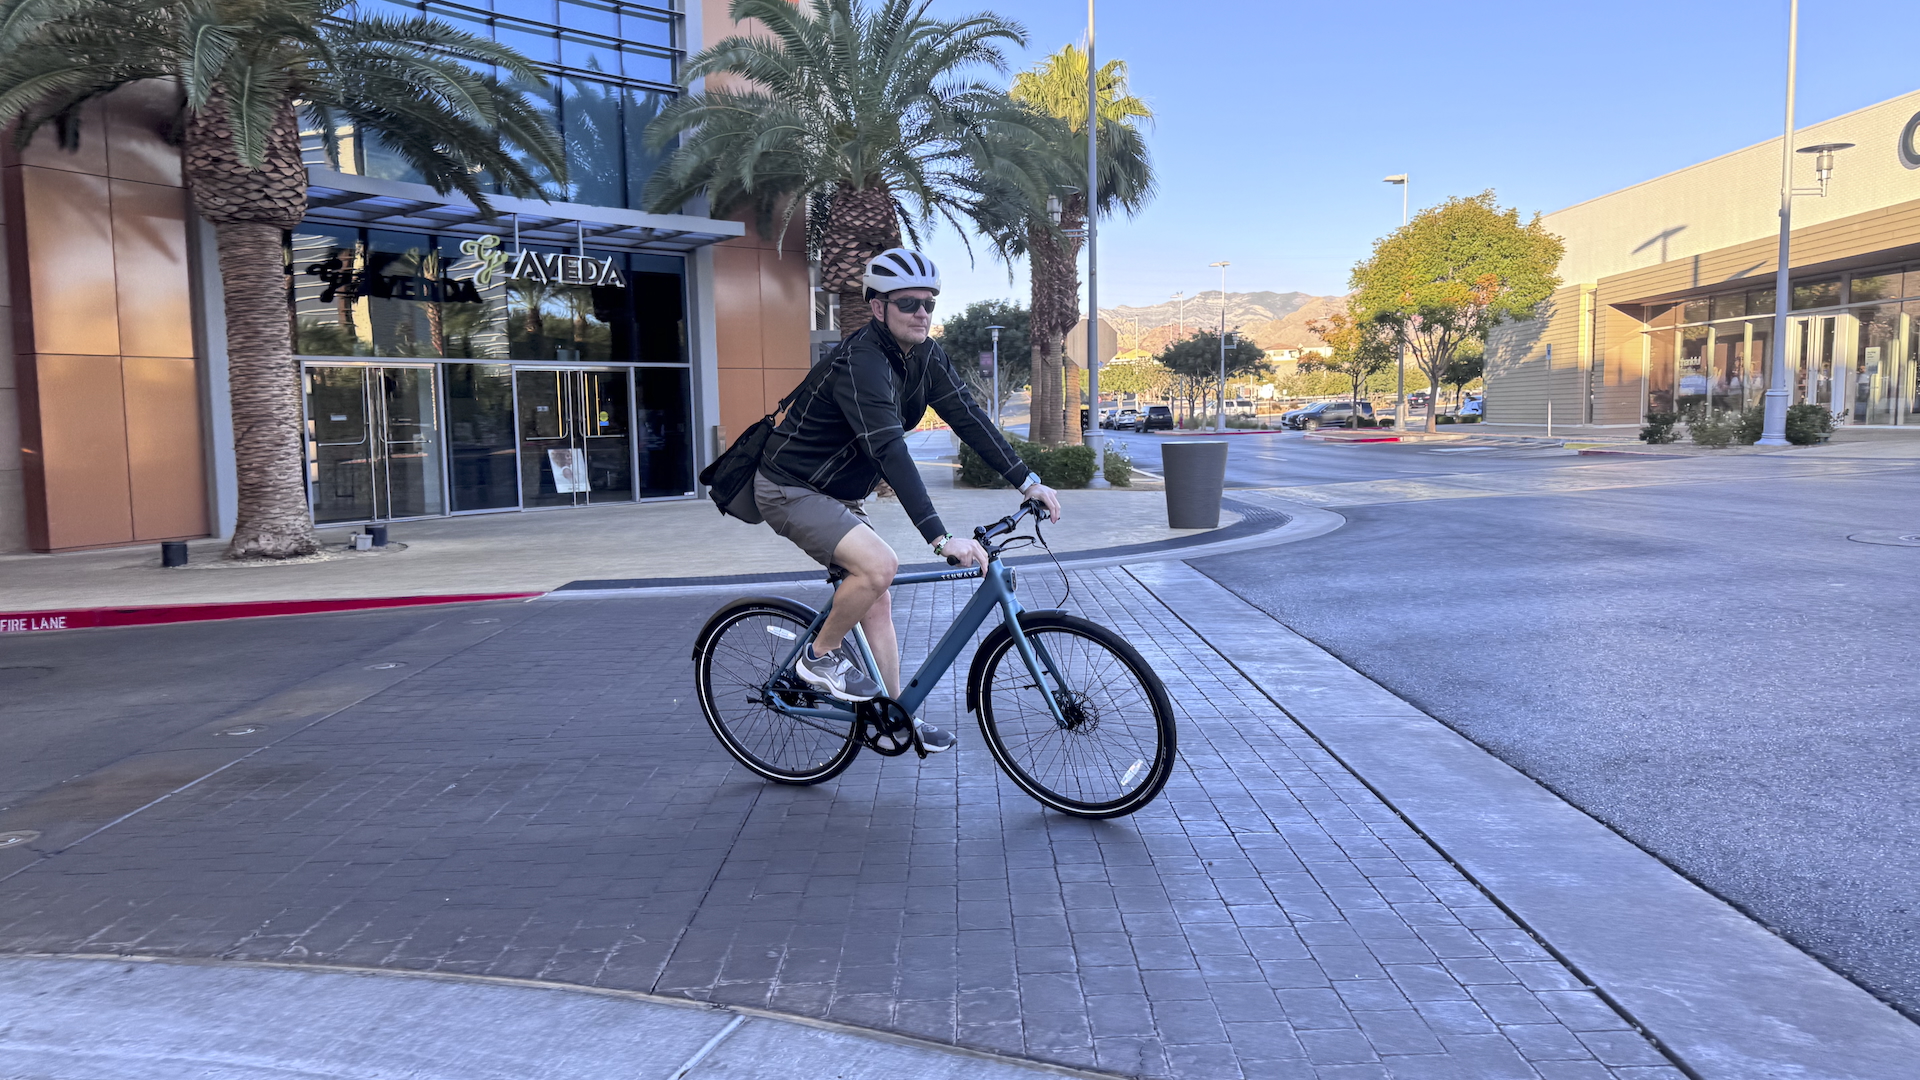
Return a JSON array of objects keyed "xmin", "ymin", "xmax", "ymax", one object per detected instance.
[{"xmin": 1101, "ymin": 290, "xmax": 1346, "ymax": 353}]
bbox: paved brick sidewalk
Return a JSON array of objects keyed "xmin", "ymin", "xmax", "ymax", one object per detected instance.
[{"xmin": 0, "ymin": 571, "xmax": 1678, "ymax": 1079}]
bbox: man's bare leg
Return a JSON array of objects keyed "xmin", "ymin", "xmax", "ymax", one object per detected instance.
[
  {"xmin": 815, "ymin": 525, "xmax": 897, "ymax": 679},
  {"xmin": 858, "ymin": 590, "xmax": 901, "ymax": 698}
]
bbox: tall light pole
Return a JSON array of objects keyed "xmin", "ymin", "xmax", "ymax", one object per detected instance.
[
  {"xmin": 1383, "ymin": 174, "xmax": 1408, "ymax": 427},
  {"xmin": 1084, "ymin": 0, "xmax": 1110, "ymax": 486},
  {"xmin": 1171, "ymin": 291, "xmax": 1185, "ymax": 337},
  {"xmin": 1759, "ymin": 0, "xmax": 1852, "ymax": 445},
  {"xmin": 986, "ymin": 324, "xmax": 1006, "ymax": 428},
  {"xmin": 1210, "ymin": 261, "xmax": 1230, "ymax": 432}
]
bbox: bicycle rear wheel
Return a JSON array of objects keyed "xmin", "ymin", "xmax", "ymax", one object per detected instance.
[
  {"xmin": 973, "ymin": 613, "xmax": 1177, "ymax": 818},
  {"xmin": 694, "ymin": 597, "xmax": 860, "ymax": 784}
]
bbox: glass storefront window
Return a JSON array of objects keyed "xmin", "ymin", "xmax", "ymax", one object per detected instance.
[
  {"xmin": 1793, "ymin": 278, "xmax": 1840, "ymax": 310},
  {"xmin": 1682, "ymin": 299, "xmax": 1710, "ymax": 325},
  {"xmin": 1709, "ymin": 322, "xmax": 1749, "ymax": 412},
  {"xmin": 558, "ymin": 0, "xmax": 617, "ymax": 35},
  {"xmin": 1850, "ymin": 272, "xmax": 1903, "ymax": 304},
  {"xmin": 1678, "ymin": 326, "xmax": 1709, "ymax": 412},
  {"xmin": 1851, "ymin": 306, "xmax": 1904, "ymax": 424},
  {"xmin": 1646, "ymin": 303, "xmax": 1677, "ymax": 329},
  {"xmin": 1647, "ymin": 329, "xmax": 1675, "ymax": 414},
  {"xmin": 561, "ymin": 76, "xmax": 625, "ymax": 207},
  {"xmin": 445, "ymin": 363, "xmax": 520, "ymax": 510},
  {"xmin": 1748, "ymin": 287, "xmax": 1776, "ymax": 315},
  {"xmin": 623, "ymin": 88, "xmax": 668, "ymax": 207},
  {"xmin": 1709, "ymin": 293, "xmax": 1747, "ymax": 321},
  {"xmin": 637, "ymin": 366, "xmax": 694, "ymax": 497}
]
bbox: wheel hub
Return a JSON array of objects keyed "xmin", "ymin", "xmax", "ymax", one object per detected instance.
[{"xmin": 1054, "ymin": 689, "xmax": 1097, "ymax": 732}]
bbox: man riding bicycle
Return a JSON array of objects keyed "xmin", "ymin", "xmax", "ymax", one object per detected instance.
[{"xmin": 755, "ymin": 248, "xmax": 1062, "ymax": 752}]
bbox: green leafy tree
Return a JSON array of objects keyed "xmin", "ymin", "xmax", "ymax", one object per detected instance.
[
  {"xmin": 1004, "ymin": 44, "xmax": 1154, "ymax": 447},
  {"xmin": 1351, "ymin": 190, "xmax": 1563, "ymax": 433},
  {"xmin": 1441, "ymin": 344, "xmax": 1485, "ymax": 412},
  {"xmin": 1306, "ymin": 306, "xmax": 1395, "ymax": 415},
  {"xmin": 1098, "ymin": 356, "xmax": 1171, "ymax": 406},
  {"xmin": 644, "ymin": 0, "xmax": 1041, "ymax": 337},
  {"xmin": 0, "ymin": 0, "xmax": 564, "ymax": 558},
  {"xmin": 937, "ymin": 300, "xmax": 1030, "ymax": 417},
  {"xmin": 1156, "ymin": 331, "xmax": 1266, "ymax": 424}
]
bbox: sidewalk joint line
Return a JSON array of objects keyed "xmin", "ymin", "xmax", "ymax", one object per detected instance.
[{"xmin": 668, "ymin": 1013, "xmax": 746, "ymax": 1079}]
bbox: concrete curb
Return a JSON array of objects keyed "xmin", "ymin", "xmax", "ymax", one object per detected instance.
[
  {"xmin": 0, "ymin": 954, "xmax": 1126, "ymax": 1080},
  {"xmin": 1127, "ymin": 560, "xmax": 1920, "ymax": 1080},
  {"xmin": 543, "ymin": 498, "xmax": 1344, "ymax": 599}
]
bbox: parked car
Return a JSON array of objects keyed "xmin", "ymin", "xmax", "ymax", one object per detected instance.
[
  {"xmin": 1283, "ymin": 400, "xmax": 1376, "ymax": 430},
  {"xmin": 1105, "ymin": 408, "xmax": 1142, "ymax": 431},
  {"xmin": 1408, "ymin": 390, "xmax": 1432, "ymax": 409},
  {"xmin": 1141, "ymin": 405, "xmax": 1175, "ymax": 431},
  {"xmin": 1457, "ymin": 397, "xmax": 1484, "ymax": 417}
]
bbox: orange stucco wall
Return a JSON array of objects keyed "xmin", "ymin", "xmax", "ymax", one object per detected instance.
[
  {"xmin": 2, "ymin": 81, "xmax": 207, "ymax": 551},
  {"xmin": 698, "ymin": 0, "xmax": 814, "ymax": 445}
]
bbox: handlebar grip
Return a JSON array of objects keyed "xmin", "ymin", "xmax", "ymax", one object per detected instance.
[{"xmin": 946, "ymin": 555, "xmax": 962, "ymax": 567}]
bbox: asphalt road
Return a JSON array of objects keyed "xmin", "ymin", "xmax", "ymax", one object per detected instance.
[{"xmin": 1192, "ymin": 446, "xmax": 1920, "ymax": 1018}]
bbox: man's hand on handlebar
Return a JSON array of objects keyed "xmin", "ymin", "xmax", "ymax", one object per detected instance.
[
  {"xmin": 1022, "ymin": 482, "xmax": 1062, "ymax": 523},
  {"xmin": 940, "ymin": 537, "xmax": 988, "ymax": 568}
]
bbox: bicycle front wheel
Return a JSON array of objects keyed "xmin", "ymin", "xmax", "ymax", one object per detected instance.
[
  {"xmin": 974, "ymin": 613, "xmax": 1177, "ymax": 818},
  {"xmin": 695, "ymin": 597, "xmax": 860, "ymax": 784}
]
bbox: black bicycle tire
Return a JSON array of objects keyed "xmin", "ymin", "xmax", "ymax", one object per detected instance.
[
  {"xmin": 695, "ymin": 597, "xmax": 860, "ymax": 785},
  {"xmin": 973, "ymin": 613, "xmax": 1177, "ymax": 818}
]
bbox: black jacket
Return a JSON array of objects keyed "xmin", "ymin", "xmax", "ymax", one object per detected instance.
[{"xmin": 760, "ymin": 319, "xmax": 1031, "ymax": 544}]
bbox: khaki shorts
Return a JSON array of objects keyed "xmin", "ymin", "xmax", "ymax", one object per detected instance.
[{"xmin": 755, "ymin": 471, "xmax": 870, "ymax": 567}]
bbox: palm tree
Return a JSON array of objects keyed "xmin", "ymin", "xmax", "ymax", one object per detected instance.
[
  {"xmin": 643, "ymin": 0, "xmax": 1037, "ymax": 336},
  {"xmin": 1007, "ymin": 45, "xmax": 1154, "ymax": 446},
  {"xmin": 0, "ymin": 0, "xmax": 564, "ymax": 558}
]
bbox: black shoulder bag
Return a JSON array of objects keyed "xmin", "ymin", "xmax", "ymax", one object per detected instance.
[{"xmin": 698, "ymin": 358, "xmax": 833, "ymax": 524}]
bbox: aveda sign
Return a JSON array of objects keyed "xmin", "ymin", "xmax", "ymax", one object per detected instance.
[{"xmin": 460, "ymin": 233, "xmax": 626, "ymax": 289}]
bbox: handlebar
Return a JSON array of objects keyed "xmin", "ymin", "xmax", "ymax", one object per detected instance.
[{"xmin": 942, "ymin": 498, "xmax": 1052, "ymax": 566}]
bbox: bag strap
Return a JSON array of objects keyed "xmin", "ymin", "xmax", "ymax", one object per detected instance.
[{"xmin": 769, "ymin": 339, "xmax": 843, "ymax": 423}]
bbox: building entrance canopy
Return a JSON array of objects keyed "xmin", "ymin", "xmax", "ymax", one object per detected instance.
[{"xmin": 302, "ymin": 167, "xmax": 743, "ymax": 256}]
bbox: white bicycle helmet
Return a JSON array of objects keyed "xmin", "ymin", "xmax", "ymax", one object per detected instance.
[{"xmin": 862, "ymin": 248, "xmax": 941, "ymax": 298}]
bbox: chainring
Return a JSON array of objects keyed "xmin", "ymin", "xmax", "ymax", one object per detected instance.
[{"xmin": 858, "ymin": 697, "xmax": 918, "ymax": 757}]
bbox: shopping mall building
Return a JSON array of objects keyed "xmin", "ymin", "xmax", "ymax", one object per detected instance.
[
  {"xmin": 1486, "ymin": 87, "xmax": 1920, "ymax": 429},
  {"xmin": 0, "ymin": 0, "xmax": 834, "ymax": 554}
]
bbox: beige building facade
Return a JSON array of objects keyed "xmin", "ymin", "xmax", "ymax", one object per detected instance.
[{"xmin": 1487, "ymin": 88, "xmax": 1920, "ymax": 428}]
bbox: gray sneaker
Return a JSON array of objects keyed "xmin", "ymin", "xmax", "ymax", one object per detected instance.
[
  {"xmin": 913, "ymin": 719, "xmax": 957, "ymax": 754},
  {"xmin": 793, "ymin": 641, "xmax": 883, "ymax": 702}
]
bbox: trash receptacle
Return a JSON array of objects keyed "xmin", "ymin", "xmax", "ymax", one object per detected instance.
[{"xmin": 1163, "ymin": 440, "xmax": 1229, "ymax": 529}]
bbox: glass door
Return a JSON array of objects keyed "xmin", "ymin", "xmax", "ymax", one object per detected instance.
[
  {"xmin": 303, "ymin": 364, "xmax": 445, "ymax": 524},
  {"xmin": 516, "ymin": 368, "xmax": 634, "ymax": 508},
  {"xmin": 1791, "ymin": 316, "xmax": 1838, "ymax": 409}
]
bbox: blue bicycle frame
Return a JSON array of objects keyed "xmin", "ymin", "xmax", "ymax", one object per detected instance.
[{"xmin": 761, "ymin": 556, "xmax": 1073, "ymax": 732}]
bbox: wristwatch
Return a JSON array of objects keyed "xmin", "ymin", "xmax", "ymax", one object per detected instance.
[{"xmin": 1018, "ymin": 471, "xmax": 1042, "ymax": 493}]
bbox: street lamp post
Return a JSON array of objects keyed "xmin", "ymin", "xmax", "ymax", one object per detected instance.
[
  {"xmin": 1084, "ymin": 0, "xmax": 1110, "ymax": 487},
  {"xmin": 986, "ymin": 324, "xmax": 1006, "ymax": 428},
  {"xmin": 1760, "ymin": 0, "xmax": 1852, "ymax": 445},
  {"xmin": 1383, "ymin": 174, "xmax": 1408, "ymax": 428},
  {"xmin": 1210, "ymin": 261, "xmax": 1230, "ymax": 432}
]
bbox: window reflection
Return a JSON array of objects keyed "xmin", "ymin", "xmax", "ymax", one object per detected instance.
[{"xmin": 287, "ymin": 226, "xmax": 681, "ymax": 364}]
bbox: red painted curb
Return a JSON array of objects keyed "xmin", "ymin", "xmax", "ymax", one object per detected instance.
[{"xmin": 0, "ymin": 593, "xmax": 543, "ymax": 634}]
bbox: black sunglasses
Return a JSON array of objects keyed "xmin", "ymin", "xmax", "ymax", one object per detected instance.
[{"xmin": 884, "ymin": 296, "xmax": 937, "ymax": 314}]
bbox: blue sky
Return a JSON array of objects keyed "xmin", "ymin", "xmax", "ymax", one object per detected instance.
[{"xmin": 915, "ymin": 0, "xmax": 1920, "ymax": 316}]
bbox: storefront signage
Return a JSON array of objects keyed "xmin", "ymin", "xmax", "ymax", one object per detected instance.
[
  {"xmin": 1901, "ymin": 111, "xmax": 1920, "ymax": 169},
  {"xmin": 462, "ymin": 233, "xmax": 627, "ymax": 289},
  {"xmin": 302, "ymin": 254, "xmax": 484, "ymax": 304},
  {"xmin": 507, "ymin": 249, "xmax": 626, "ymax": 288}
]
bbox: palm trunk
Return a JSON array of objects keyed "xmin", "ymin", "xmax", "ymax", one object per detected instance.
[
  {"xmin": 1030, "ymin": 340, "xmax": 1059, "ymax": 445},
  {"xmin": 184, "ymin": 87, "xmax": 316, "ymax": 559},
  {"xmin": 1064, "ymin": 358, "xmax": 1083, "ymax": 444},
  {"xmin": 818, "ymin": 182, "xmax": 900, "ymax": 341},
  {"xmin": 217, "ymin": 220, "xmax": 319, "ymax": 558}
]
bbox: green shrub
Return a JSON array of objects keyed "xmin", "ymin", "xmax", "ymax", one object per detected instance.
[
  {"xmin": 1683, "ymin": 404, "xmax": 1735, "ymax": 448},
  {"xmin": 1785, "ymin": 403, "xmax": 1834, "ymax": 445},
  {"xmin": 1641, "ymin": 412, "xmax": 1680, "ymax": 444},
  {"xmin": 1733, "ymin": 407, "xmax": 1765, "ymax": 445},
  {"xmin": 958, "ymin": 434, "xmax": 1103, "ymax": 489},
  {"xmin": 1437, "ymin": 415, "xmax": 1456, "ymax": 425},
  {"xmin": 1457, "ymin": 415, "xmax": 1481, "ymax": 424},
  {"xmin": 1103, "ymin": 443, "xmax": 1133, "ymax": 487}
]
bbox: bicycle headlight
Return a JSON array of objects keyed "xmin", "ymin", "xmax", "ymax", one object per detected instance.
[{"xmin": 1005, "ymin": 566, "xmax": 1017, "ymax": 591}]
